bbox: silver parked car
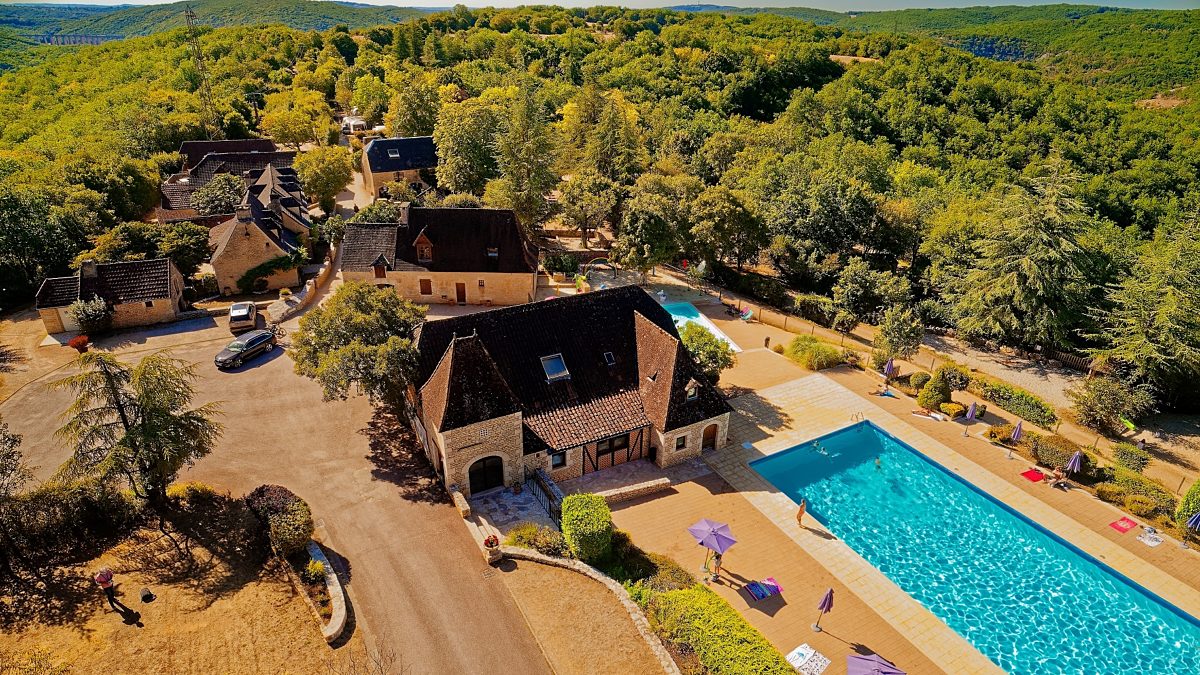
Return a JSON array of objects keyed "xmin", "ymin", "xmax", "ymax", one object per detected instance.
[{"xmin": 228, "ymin": 302, "xmax": 257, "ymax": 332}]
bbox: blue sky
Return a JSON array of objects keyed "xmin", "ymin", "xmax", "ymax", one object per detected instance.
[{"xmin": 17, "ymin": 1, "xmax": 1200, "ymax": 10}]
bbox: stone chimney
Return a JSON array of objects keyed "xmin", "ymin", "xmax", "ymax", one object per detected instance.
[
  {"xmin": 79, "ymin": 259, "xmax": 98, "ymax": 279},
  {"xmin": 236, "ymin": 204, "xmax": 252, "ymax": 222},
  {"xmin": 399, "ymin": 201, "xmax": 411, "ymax": 225}
]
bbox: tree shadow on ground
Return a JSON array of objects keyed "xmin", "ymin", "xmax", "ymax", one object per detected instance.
[
  {"xmin": 0, "ymin": 342, "xmax": 27, "ymax": 374},
  {"xmin": 726, "ymin": 392, "xmax": 792, "ymax": 444},
  {"xmin": 360, "ymin": 407, "xmax": 448, "ymax": 505},
  {"xmin": 0, "ymin": 566, "xmax": 98, "ymax": 632},
  {"xmin": 116, "ymin": 491, "xmax": 269, "ymax": 612}
]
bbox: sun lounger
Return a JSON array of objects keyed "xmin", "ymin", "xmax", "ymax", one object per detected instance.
[
  {"xmin": 744, "ymin": 577, "xmax": 782, "ymax": 601},
  {"xmin": 739, "ymin": 309, "xmax": 754, "ymax": 321},
  {"xmin": 786, "ymin": 643, "xmax": 831, "ymax": 674}
]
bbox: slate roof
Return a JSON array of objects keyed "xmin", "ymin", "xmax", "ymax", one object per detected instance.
[
  {"xmin": 160, "ymin": 150, "xmax": 296, "ymax": 210},
  {"xmin": 414, "ymin": 286, "xmax": 730, "ymax": 448},
  {"xmin": 341, "ymin": 207, "xmax": 537, "ymax": 275},
  {"xmin": 210, "ymin": 165, "xmax": 308, "ymax": 264},
  {"xmin": 363, "ymin": 136, "xmax": 437, "ymax": 174},
  {"xmin": 36, "ymin": 259, "xmax": 175, "ymax": 309},
  {"xmin": 179, "ymin": 139, "xmax": 276, "ymax": 169}
]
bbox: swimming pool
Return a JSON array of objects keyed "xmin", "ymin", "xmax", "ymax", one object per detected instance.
[
  {"xmin": 751, "ymin": 422, "xmax": 1200, "ymax": 674},
  {"xmin": 662, "ymin": 302, "xmax": 741, "ymax": 352}
]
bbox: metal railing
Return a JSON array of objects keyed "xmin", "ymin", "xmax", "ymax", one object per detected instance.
[{"xmin": 526, "ymin": 467, "xmax": 563, "ymax": 528}]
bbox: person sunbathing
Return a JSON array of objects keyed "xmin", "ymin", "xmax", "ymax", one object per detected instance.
[{"xmin": 1048, "ymin": 466, "xmax": 1067, "ymax": 488}]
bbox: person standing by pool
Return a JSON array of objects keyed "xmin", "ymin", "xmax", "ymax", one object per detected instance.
[{"xmin": 796, "ymin": 498, "xmax": 807, "ymax": 527}]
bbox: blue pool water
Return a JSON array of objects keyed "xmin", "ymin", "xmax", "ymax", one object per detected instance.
[
  {"xmin": 662, "ymin": 302, "xmax": 741, "ymax": 352},
  {"xmin": 751, "ymin": 422, "xmax": 1200, "ymax": 675}
]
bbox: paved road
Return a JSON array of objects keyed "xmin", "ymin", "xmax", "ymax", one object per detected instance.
[{"xmin": 1, "ymin": 322, "xmax": 550, "ymax": 673}]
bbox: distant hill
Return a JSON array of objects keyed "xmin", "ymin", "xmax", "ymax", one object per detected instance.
[
  {"xmin": 55, "ymin": 0, "xmax": 427, "ymax": 36},
  {"xmin": 0, "ymin": 3, "xmax": 124, "ymax": 34},
  {"xmin": 672, "ymin": 4, "xmax": 843, "ymax": 25}
]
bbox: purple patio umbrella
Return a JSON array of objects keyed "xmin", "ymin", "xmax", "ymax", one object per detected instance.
[
  {"xmin": 1006, "ymin": 420, "xmax": 1024, "ymax": 459},
  {"xmin": 962, "ymin": 402, "xmax": 977, "ymax": 437},
  {"xmin": 883, "ymin": 358, "xmax": 896, "ymax": 379},
  {"xmin": 847, "ymin": 653, "xmax": 906, "ymax": 675},
  {"xmin": 812, "ymin": 587, "xmax": 834, "ymax": 632},
  {"xmin": 1064, "ymin": 450, "xmax": 1084, "ymax": 476},
  {"xmin": 1188, "ymin": 511, "xmax": 1200, "ymax": 532},
  {"xmin": 687, "ymin": 518, "xmax": 736, "ymax": 554}
]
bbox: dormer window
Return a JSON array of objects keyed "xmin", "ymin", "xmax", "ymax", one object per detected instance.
[
  {"xmin": 486, "ymin": 247, "xmax": 499, "ymax": 259},
  {"xmin": 418, "ymin": 245, "xmax": 432, "ymax": 262},
  {"xmin": 603, "ymin": 351, "xmax": 616, "ymax": 366},
  {"xmin": 387, "ymin": 148, "xmax": 400, "ymax": 158},
  {"xmin": 541, "ymin": 354, "xmax": 570, "ymax": 382},
  {"xmin": 686, "ymin": 384, "xmax": 699, "ymax": 401}
]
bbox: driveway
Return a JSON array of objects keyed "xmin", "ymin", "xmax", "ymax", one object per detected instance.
[{"xmin": 0, "ymin": 321, "xmax": 550, "ymax": 673}]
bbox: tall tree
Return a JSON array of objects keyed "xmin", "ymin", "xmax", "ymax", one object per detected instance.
[
  {"xmin": 874, "ymin": 305, "xmax": 924, "ymax": 360},
  {"xmin": 51, "ymin": 352, "xmax": 223, "ymax": 509},
  {"xmin": 612, "ymin": 193, "xmax": 678, "ymax": 280},
  {"xmin": 433, "ymin": 95, "xmax": 505, "ymax": 194},
  {"xmin": 955, "ymin": 169, "xmax": 1089, "ymax": 347},
  {"xmin": 386, "ymin": 70, "xmax": 441, "ymax": 137},
  {"xmin": 560, "ymin": 171, "xmax": 618, "ymax": 246},
  {"xmin": 294, "ymin": 145, "xmax": 353, "ymax": 215},
  {"xmin": 189, "ymin": 173, "xmax": 247, "ymax": 216},
  {"xmin": 0, "ymin": 416, "xmax": 30, "ymax": 578},
  {"xmin": 585, "ymin": 92, "xmax": 646, "ymax": 185},
  {"xmin": 74, "ymin": 221, "xmax": 211, "ymax": 278},
  {"xmin": 486, "ymin": 89, "xmax": 557, "ymax": 229},
  {"xmin": 350, "ymin": 74, "xmax": 390, "ymax": 127},
  {"xmin": 261, "ymin": 89, "xmax": 333, "ymax": 150},
  {"xmin": 690, "ymin": 186, "xmax": 767, "ymax": 271},
  {"xmin": 291, "ymin": 282, "xmax": 426, "ymax": 407}
]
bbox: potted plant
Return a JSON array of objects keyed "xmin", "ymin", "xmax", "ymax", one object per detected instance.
[
  {"xmin": 483, "ymin": 534, "xmax": 499, "ymax": 549},
  {"xmin": 510, "ymin": 480, "xmax": 523, "ymax": 495},
  {"xmin": 67, "ymin": 334, "xmax": 90, "ymax": 353}
]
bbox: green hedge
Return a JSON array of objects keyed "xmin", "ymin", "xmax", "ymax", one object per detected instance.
[
  {"xmin": 917, "ymin": 373, "xmax": 951, "ymax": 410},
  {"xmin": 1112, "ymin": 443, "xmax": 1151, "ymax": 473},
  {"xmin": 910, "ymin": 371, "xmax": 931, "ymax": 390},
  {"xmin": 1095, "ymin": 482, "xmax": 1127, "ymax": 504},
  {"xmin": 561, "ymin": 493, "xmax": 613, "ymax": 563},
  {"xmin": 934, "ymin": 362, "xmax": 971, "ymax": 391},
  {"xmin": 1175, "ymin": 479, "xmax": 1200, "ymax": 523},
  {"xmin": 1112, "ymin": 469, "xmax": 1176, "ymax": 516},
  {"xmin": 246, "ymin": 484, "xmax": 314, "ymax": 557},
  {"xmin": 504, "ymin": 521, "xmax": 569, "ymax": 557},
  {"xmin": 968, "ymin": 375, "xmax": 1058, "ymax": 428},
  {"xmin": 648, "ymin": 586, "xmax": 792, "ymax": 675}
]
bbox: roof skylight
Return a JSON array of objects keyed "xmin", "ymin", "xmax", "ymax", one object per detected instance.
[{"xmin": 541, "ymin": 354, "xmax": 570, "ymax": 382}]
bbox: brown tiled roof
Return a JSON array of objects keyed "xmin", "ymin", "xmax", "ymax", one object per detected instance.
[
  {"xmin": 35, "ymin": 259, "xmax": 175, "ymax": 309},
  {"xmin": 160, "ymin": 151, "xmax": 296, "ymax": 210},
  {"xmin": 342, "ymin": 208, "xmax": 537, "ymax": 275},
  {"xmin": 415, "ymin": 286, "xmax": 729, "ymax": 451},
  {"xmin": 420, "ymin": 335, "xmax": 520, "ymax": 432},
  {"xmin": 179, "ymin": 139, "xmax": 276, "ymax": 169}
]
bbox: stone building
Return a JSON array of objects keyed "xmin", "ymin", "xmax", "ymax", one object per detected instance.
[
  {"xmin": 35, "ymin": 258, "xmax": 186, "ymax": 334},
  {"xmin": 361, "ymin": 136, "xmax": 437, "ymax": 198},
  {"xmin": 158, "ymin": 140, "xmax": 294, "ymax": 223},
  {"xmin": 209, "ymin": 165, "xmax": 310, "ymax": 295},
  {"xmin": 410, "ymin": 286, "xmax": 732, "ymax": 496},
  {"xmin": 341, "ymin": 206, "xmax": 537, "ymax": 306}
]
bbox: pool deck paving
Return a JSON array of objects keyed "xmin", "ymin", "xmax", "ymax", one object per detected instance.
[{"xmin": 698, "ymin": 363, "xmax": 1200, "ymax": 673}]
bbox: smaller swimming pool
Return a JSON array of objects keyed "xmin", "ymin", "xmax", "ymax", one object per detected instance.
[{"xmin": 662, "ymin": 302, "xmax": 741, "ymax": 352}]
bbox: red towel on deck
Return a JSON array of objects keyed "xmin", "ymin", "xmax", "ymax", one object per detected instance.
[
  {"xmin": 1021, "ymin": 469, "xmax": 1045, "ymax": 482},
  {"xmin": 1110, "ymin": 517, "xmax": 1138, "ymax": 533}
]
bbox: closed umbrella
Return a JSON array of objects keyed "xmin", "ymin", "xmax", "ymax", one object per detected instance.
[
  {"xmin": 1065, "ymin": 450, "xmax": 1084, "ymax": 476},
  {"xmin": 812, "ymin": 588, "xmax": 834, "ymax": 632},
  {"xmin": 847, "ymin": 653, "xmax": 906, "ymax": 675},
  {"xmin": 1007, "ymin": 420, "xmax": 1023, "ymax": 460},
  {"xmin": 962, "ymin": 402, "xmax": 977, "ymax": 437},
  {"xmin": 1184, "ymin": 511, "xmax": 1200, "ymax": 549},
  {"xmin": 884, "ymin": 358, "xmax": 896, "ymax": 379}
]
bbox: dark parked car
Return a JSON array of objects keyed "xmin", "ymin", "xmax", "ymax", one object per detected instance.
[{"xmin": 214, "ymin": 329, "xmax": 276, "ymax": 369}]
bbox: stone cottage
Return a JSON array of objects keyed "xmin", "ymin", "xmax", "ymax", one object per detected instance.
[
  {"xmin": 361, "ymin": 136, "xmax": 437, "ymax": 198},
  {"xmin": 209, "ymin": 165, "xmax": 310, "ymax": 295},
  {"xmin": 410, "ymin": 286, "xmax": 732, "ymax": 496},
  {"xmin": 341, "ymin": 205, "xmax": 537, "ymax": 306},
  {"xmin": 35, "ymin": 258, "xmax": 185, "ymax": 334}
]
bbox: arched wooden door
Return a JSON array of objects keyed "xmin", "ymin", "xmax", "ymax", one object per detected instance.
[
  {"xmin": 701, "ymin": 424, "xmax": 719, "ymax": 452},
  {"xmin": 468, "ymin": 456, "xmax": 505, "ymax": 494}
]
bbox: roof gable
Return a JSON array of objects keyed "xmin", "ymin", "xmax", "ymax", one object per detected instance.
[
  {"xmin": 420, "ymin": 335, "xmax": 521, "ymax": 432},
  {"xmin": 35, "ymin": 259, "xmax": 176, "ymax": 309}
]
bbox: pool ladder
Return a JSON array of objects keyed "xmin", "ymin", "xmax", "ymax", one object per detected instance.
[{"xmin": 850, "ymin": 411, "xmax": 865, "ymax": 422}]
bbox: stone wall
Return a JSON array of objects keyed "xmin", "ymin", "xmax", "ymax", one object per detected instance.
[
  {"xmin": 345, "ymin": 269, "xmax": 536, "ymax": 306},
  {"xmin": 39, "ymin": 308, "xmax": 66, "ymax": 334},
  {"xmin": 362, "ymin": 166, "xmax": 425, "ymax": 199},
  {"xmin": 111, "ymin": 297, "xmax": 179, "ymax": 329},
  {"xmin": 439, "ymin": 412, "xmax": 525, "ymax": 497},
  {"xmin": 212, "ymin": 220, "xmax": 300, "ymax": 295},
  {"xmin": 653, "ymin": 412, "xmax": 731, "ymax": 468}
]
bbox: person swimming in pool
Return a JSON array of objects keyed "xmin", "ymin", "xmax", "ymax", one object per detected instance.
[{"xmin": 875, "ymin": 456, "xmax": 882, "ymax": 470}]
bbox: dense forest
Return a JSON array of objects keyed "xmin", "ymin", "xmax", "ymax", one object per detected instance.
[{"xmin": 0, "ymin": 5, "xmax": 1198, "ymax": 415}]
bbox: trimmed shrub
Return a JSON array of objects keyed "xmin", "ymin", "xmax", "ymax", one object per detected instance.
[
  {"xmin": 916, "ymin": 373, "xmax": 951, "ymax": 410},
  {"xmin": 504, "ymin": 521, "xmax": 569, "ymax": 557},
  {"xmin": 560, "ymin": 493, "xmax": 612, "ymax": 563},
  {"xmin": 909, "ymin": 371, "xmax": 931, "ymax": 390},
  {"xmin": 166, "ymin": 481, "xmax": 218, "ymax": 503},
  {"xmin": 639, "ymin": 553, "xmax": 697, "ymax": 593},
  {"xmin": 1112, "ymin": 443, "xmax": 1151, "ymax": 473},
  {"xmin": 840, "ymin": 348, "xmax": 861, "ymax": 368},
  {"xmin": 968, "ymin": 375, "xmax": 1058, "ymax": 428},
  {"xmin": 771, "ymin": 343, "xmax": 784, "ymax": 354},
  {"xmin": 985, "ymin": 423, "xmax": 1020, "ymax": 445},
  {"xmin": 302, "ymin": 557, "xmax": 327, "ymax": 584},
  {"xmin": 1030, "ymin": 434, "xmax": 1080, "ymax": 470},
  {"xmin": 940, "ymin": 402, "xmax": 966, "ymax": 419},
  {"xmin": 1112, "ymin": 469, "xmax": 1176, "ymax": 516},
  {"xmin": 67, "ymin": 334, "xmax": 90, "ymax": 353},
  {"xmin": 67, "ymin": 296, "xmax": 113, "ymax": 335},
  {"xmin": 792, "ymin": 293, "xmax": 835, "ymax": 326},
  {"xmin": 1095, "ymin": 482, "xmax": 1127, "ymax": 504},
  {"xmin": 543, "ymin": 253, "xmax": 579, "ymax": 275},
  {"xmin": 246, "ymin": 484, "xmax": 315, "ymax": 557},
  {"xmin": 648, "ymin": 586, "xmax": 792, "ymax": 675},
  {"xmin": 1124, "ymin": 495, "xmax": 1158, "ymax": 518},
  {"xmin": 1176, "ymin": 479, "xmax": 1200, "ymax": 523},
  {"xmin": 934, "ymin": 363, "xmax": 971, "ymax": 391},
  {"xmin": 602, "ymin": 529, "xmax": 657, "ymax": 581}
]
